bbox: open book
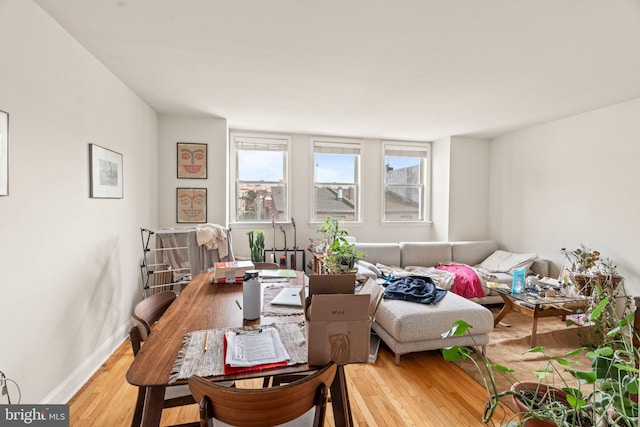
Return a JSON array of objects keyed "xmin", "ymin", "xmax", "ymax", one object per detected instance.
[{"xmin": 224, "ymin": 327, "xmax": 290, "ymax": 368}]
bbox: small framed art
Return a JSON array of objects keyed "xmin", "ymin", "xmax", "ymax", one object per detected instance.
[
  {"xmin": 90, "ymin": 143, "xmax": 123, "ymax": 198},
  {"xmin": 177, "ymin": 142, "xmax": 207, "ymax": 179},
  {"xmin": 177, "ymin": 188, "xmax": 207, "ymax": 223},
  {"xmin": 0, "ymin": 109, "xmax": 8, "ymax": 196}
]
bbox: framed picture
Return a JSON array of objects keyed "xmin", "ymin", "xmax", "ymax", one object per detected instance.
[
  {"xmin": 0, "ymin": 110, "xmax": 8, "ymax": 196},
  {"xmin": 90, "ymin": 143, "xmax": 123, "ymax": 198},
  {"xmin": 177, "ymin": 142, "xmax": 207, "ymax": 179},
  {"xmin": 177, "ymin": 188, "xmax": 207, "ymax": 223}
]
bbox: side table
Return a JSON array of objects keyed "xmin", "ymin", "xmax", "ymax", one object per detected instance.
[{"xmin": 494, "ymin": 288, "xmax": 588, "ymax": 347}]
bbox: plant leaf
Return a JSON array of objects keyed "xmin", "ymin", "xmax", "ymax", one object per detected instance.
[
  {"xmin": 532, "ymin": 369, "xmax": 552, "ymax": 380},
  {"xmin": 442, "ymin": 345, "xmax": 470, "ymax": 362},
  {"xmin": 523, "ymin": 346, "xmax": 545, "ymax": 354},
  {"xmin": 568, "ymin": 369, "xmax": 597, "ymax": 384},
  {"xmin": 490, "ymin": 363, "xmax": 514, "ymax": 373},
  {"xmin": 593, "ymin": 346, "xmax": 614, "ymax": 357},
  {"xmin": 549, "ymin": 356, "xmax": 578, "ymax": 366},
  {"xmin": 565, "ymin": 393, "xmax": 587, "ymax": 409},
  {"xmin": 441, "ymin": 320, "xmax": 472, "ymax": 339},
  {"xmin": 564, "ymin": 348, "xmax": 585, "ymax": 358},
  {"xmin": 614, "ymin": 363, "xmax": 640, "ymax": 374},
  {"xmin": 589, "ymin": 297, "xmax": 610, "ymax": 320}
]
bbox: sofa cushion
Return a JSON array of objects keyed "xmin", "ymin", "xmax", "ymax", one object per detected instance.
[
  {"xmin": 451, "ymin": 241, "xmax": 498, "ymax": 266},
  {"xmin": 374, "ymin": 291, "xmax": 493, "ymax": 343},
  {"xmin": 477, "ymin": 249, "xmax": 537, "ymax": 274},
  {"xmin": 399, "ymin": 242, "xmax": 451, "ymax": 268},
  {"xmin": 354, "ymin": 243, "xmax": 401, "ymax": 267}
]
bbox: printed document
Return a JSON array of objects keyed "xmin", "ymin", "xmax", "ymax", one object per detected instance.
[{"xmin": 225, "ymin": 327, "xmax": 290, "ymax": 367}]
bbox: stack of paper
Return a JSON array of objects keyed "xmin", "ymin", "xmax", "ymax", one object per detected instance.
[
  {"xmin": 259, "ymin": 269, "xmax": 296, "ymax": 279},
  {"xmin": 224, "ymin": 327, "xmax": 290, "ymax": 368},
  {"xmin": 259, "ymin": 269, "xmax": 296, "ymax": 284}
]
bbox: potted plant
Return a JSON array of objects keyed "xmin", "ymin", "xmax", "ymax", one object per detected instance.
[
  {"xmin": 316, "ymin": 216, "xmax": 349, "ymax": 247},
  {"xmin": 561, "ymin": 245, "xmax": 624, "ymax": 296},
  {"xmin": 561, "ymin": 246, "xmax": 629, "ymax": 345},
  {"xmin": 323, "ymin": 236, "xmax": 364, "ymax": 273},
  {"xmin": 442, "ymin": 294, "xmax": 639, "ymax": 426},
  {"xmin": 246, "ymin": 230, "xmax": 265, "ymax": 263}
]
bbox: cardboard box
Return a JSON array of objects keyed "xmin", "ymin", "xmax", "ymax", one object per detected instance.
[{"xmin": 302, "ymin": 274, "xmax": 382, "ymax": 366}]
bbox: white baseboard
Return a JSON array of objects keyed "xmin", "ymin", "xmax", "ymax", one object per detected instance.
[{"xmin": 42, "ymin": 321, "xmax": 130, "ymax": 404}]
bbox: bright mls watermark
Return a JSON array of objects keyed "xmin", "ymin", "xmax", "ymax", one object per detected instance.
[{"xmin": 0, "ymin": 405, "xmax": 69, "ymax": 426}]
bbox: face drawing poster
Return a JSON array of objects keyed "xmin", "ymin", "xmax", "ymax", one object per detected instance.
[
  {"xmin": 177, "ymin": 142, "xmax": 207, "ymax": 179},
  {"xmin": 177, "ymin": 188, "xmax": 207, "ymax": 223}
]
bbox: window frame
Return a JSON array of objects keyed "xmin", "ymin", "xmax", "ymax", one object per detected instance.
[
  {"xmin": 229, "ymin": 131, "xmax": 291, "ymax": 225},
  {"xmin": 310, "ymin": 136, "xmax": 362, "ymax": 224},
  {"xmin": 381, "ymin": 140, "xmax": 431, "ymax": 223}
]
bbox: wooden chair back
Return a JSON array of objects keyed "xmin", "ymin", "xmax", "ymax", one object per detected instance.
[
  {"xmin": 129, "ymin": 290, "xmax": 198, "ymax": 426},
  {"xmin": 131, "ymin": 290, "xmax": 176, "ymax": 345},
  {"xmin": 188, "ymin": 362, "xmax": 336, "ymax": 427},
  {"xmin": 253, "ymin": 262, "xmax": 279, "ymax": 270}
]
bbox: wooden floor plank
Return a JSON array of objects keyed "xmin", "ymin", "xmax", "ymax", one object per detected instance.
[{"xmin": 68, "ymin": 338, "xmax": 515, "ymax": 426}]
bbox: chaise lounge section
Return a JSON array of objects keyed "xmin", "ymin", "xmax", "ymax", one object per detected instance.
[
  {"xmin": 374, "ymin": 290, "xmax": 494, "ymax": 365},
  {"xmin": 355, "ymin": 240, "xmax": 549, "ymax": 364}
]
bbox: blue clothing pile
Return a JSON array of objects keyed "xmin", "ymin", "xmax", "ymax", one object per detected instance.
[{"xmin": 382, "ymin": 275, "xmax": 446, "ymax": 304}]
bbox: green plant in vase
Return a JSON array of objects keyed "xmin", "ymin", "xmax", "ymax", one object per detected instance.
[
  {"xmin": 560, "ymin": 245, "xmax": 629, "ymax": 346},
  {"xmin": 247, "ymin": 230, "xmax": 265, "ymax": 263},
  {"xmin": 316, "ymin": 216, "xmax": 349, "ymax": 246},
  {"xmin": 323, "ymin": 237, "xmax": 364, "ymax": 273}
]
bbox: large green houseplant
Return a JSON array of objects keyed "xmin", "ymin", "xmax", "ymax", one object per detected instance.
[{"xmin": 442, "ymin": 292, "xmax": 639, "ymax": 426}]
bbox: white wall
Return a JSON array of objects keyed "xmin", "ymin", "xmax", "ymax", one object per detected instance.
[
  {"xmin": 431, "ymin": 136, "xmax": 451, "ymax": 241},
  {"xmin": 157, "ymin": 115, "xmax": 228, "ymax": 227},
  {"xmin": 489, "ymin": 97, "xmax": 640, "ymax": 296},
  {"xmin": 431, "ymin": 136, "xmax": 491, "ymax": 242},
  {"xmin": 0, "ymin": 0, "xmax": 158, "ymax": 403},
  {"xmin": 449, "ymin": 137, "xmax": 490, "ymax": 241}
]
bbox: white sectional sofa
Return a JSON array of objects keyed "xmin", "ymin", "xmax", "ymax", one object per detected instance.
[
  {"xmin": 354, "ymin": 240, "xmax": 550, "ymax": 364},
  {"xmin": 355, "ymin": 240, "xmax": 550, "ymax": 305}
]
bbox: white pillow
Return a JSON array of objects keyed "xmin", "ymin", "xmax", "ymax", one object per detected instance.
[
  {"xmin": 477, "ymin": 250, "xmax": 537, "ymax": 274},
  {"xmin": 357, "ymin": 260, "xmax": 381, "ymax": 277}
]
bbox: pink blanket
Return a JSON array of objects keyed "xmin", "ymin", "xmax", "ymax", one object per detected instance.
[{"xmin": 436, "ymin": 263, "xmax": 485, "ymax": 299}]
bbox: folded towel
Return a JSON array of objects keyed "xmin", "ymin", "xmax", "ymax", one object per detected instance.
[{"xmin": 196, "ymin": 224, "xmax": 228, "ymax": 259}]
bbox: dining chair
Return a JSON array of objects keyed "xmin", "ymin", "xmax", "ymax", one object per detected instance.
[
  {"xmin": 188, "ymin": 362, "xmax": 336, "ymax": 427},
  {"xmin": 252, "ymin": 262, "xmax": 279, "ymax": 270},
  {"xmin": 130, "ymin": 291, "xmax": 198, "ymax": 427}
]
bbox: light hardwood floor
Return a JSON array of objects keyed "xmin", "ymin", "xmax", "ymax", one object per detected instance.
[{"xmin": 68, "ymin": 339, "xmax": 515, "ymax": 426}]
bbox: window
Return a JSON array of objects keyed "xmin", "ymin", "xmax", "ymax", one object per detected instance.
[
  {"xmin": 230, "ymin": 132, "xmax": 289, "ymax": 223},
  {"xmin": 383, "ymin": 142, "xmax": 430, "ymax": 222},
  {"xmin": 312, "ymin": 137, "xmax": 361, "ymax": 222}
]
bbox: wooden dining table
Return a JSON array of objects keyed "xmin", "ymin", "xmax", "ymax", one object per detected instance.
[{"xmin": 126, "ymin": 271, "xmax": 353, "ymax": 427}]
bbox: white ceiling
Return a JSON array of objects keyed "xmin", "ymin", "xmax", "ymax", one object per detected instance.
[{"xmin": 34, "ymin": 0, "xmax": 640, "ymax": 141}]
